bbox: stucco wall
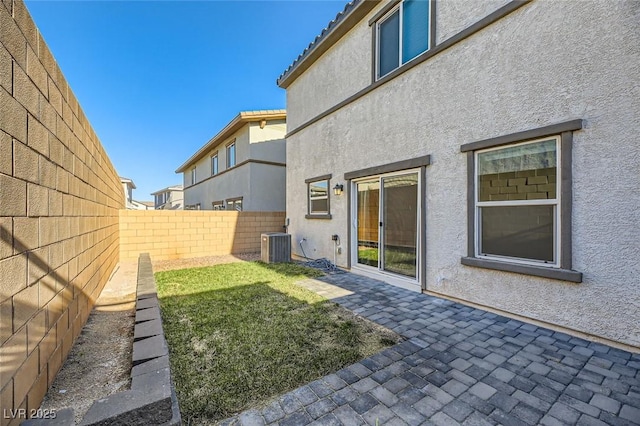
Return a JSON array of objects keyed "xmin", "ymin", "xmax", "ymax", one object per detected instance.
[
  {"xmin": 183, "ymin": 126, "xmax": 250, "ymax": 188},
  {"xmin": 0, "ymin": 1, "xmax": 124, "ymax": 420},
  {"xmin": 286, "ymin": 23, "xmax": 371, "ymax": 130},
  {"xmin": 183, "ymin": 121, "xmax": 286, "ymax": 211},
  {"xmin": 247, "ymin": 162, "xmax": 287, "ymax": 212},
  {"xmin": 119, "ymin": 210, "xmax": 286, "ymax": 262},
  {"xmin": 285, "ymin": 0, "xmax": 640, "ymax": 347}
]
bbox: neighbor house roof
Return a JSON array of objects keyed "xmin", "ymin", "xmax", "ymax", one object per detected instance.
[
  {"xmin": 119, "ymin": 177, "xmax": 136, "ymax": 189},
  {"xmin": 175, "ymin": 110, "xmax": 287, "ymax": 173},
  {"xmin": 151, "ymin": 185, "xmax": 184, "ymax": 196},
  {"xmin": 276, "ymin": 0, "xmax": 380, "ymax": 89}
]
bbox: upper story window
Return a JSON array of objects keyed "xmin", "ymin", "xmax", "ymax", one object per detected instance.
[
  {"xmin": 154, "ymin": 193, "xmax": 163, "ymax": 207},
  {"xmin": 376, "ymin": 0, "xmax": 431, "ymax": 79},
  {"xmin": 211, "ymin": 152, "xmax": 219, "ymax": 176},
  {"xmin": 191, "ymin": 167, "xmax": 197, "ymax": 185},
  {"xmin": 227, "ymin": 142, "xmax": 236, "ymax": 168}
]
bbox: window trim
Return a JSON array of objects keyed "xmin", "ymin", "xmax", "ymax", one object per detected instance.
[
  {"xmin": 374, "ymin": 0, "xmax": 433, "ymax": 81},
  {"xmin": 211, "ymin": 152, "xmax": 219, "ymax": 176},
  {"xmin": 460, "ymin": 120, "xmax": 583, "ymax": 283},
  {"xmin": 305, "ymin": 174, "xmax": 332, "ymax": 219},
  {"xmin": 226, "ymin": 140, "xmax": 236, "ymax": 168},
  {"xmin": 190, "ymin": 167, "xmax": 196, "ymax": 185},
  {"xmin": 226, "ymin": 196, "xmax": 243, "ymax": 211},
  {"xmin": 474, "ymin": 136, "xmax": 561, "ymax": 268}
]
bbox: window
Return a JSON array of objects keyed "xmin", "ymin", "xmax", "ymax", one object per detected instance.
[
  {"xmin": 226, "ymin": 197, "xmax": 242, "ymax": 211},
  {"xmin": 155, "ymin": 192, "xmax": 168, "ymax": 207},
  {"xmin": 191, "ymin": 167, "xmax": 196, "ymax": 185},
  {"xmin": 211, "ymin": 153, "xmax": 219, "ymax": 176},
  {"xmin": 460, "ymin": 120, "xmax": 583, "ymax": 282},
  {"xmin": 476, "ymin": 138, "xmax": 559, "ymax": 265},
  {"xmin": 212, "ymin": 200, "xmax": 225, "ymax": 210},
  {"xmin": 305, "ymin": 174, "xmax": 331, "ymax": 219},
  {"xmin": 227, "ymin": 142, "xmax": 236, "ymax": 168},
  {"xmin": 376, "ymin": 0, "xmax": 431, "ymax": 79}
]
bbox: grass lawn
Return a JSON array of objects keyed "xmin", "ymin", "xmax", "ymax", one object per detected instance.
[
  {"xmin": 155, "ymin": 261, "xmax": 400, "ymax": 424},
  {"xmin": 358, "ymin": 247, "xmax": 417, "ymax": 277}
]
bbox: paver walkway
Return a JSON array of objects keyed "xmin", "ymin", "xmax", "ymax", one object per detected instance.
[{"xmin": 224, "ymin": 272, "xmax": 640, "ymax": 426}]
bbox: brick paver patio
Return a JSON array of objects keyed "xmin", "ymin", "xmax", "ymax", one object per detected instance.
[{"xmin": 223, "ymin": 272, "xmax": 640, "ymax": 425}]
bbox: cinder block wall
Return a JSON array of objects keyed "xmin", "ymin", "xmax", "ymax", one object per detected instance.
[
  {"xmin": 119, "ymin": 211, "xmax": 286, "ymax": 262},
  {"xmin": 0, "ymin": 1, "xmax": 124, "ymax": 422}
]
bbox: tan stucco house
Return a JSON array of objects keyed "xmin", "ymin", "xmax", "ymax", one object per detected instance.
[
  {"xmin": 151, "ymin": 184, "xmax": 184, "ymax": 210},
  {"xmin": 278, "ymin": 0, "xmax": 639, "ymax": 349},
  {"xmin": 120, "ymin": 177, "xmax": 152, "ymax": 210},
  {"xmin": 176, "ymin": 110, "xmax": 287, "ymax": 211}
]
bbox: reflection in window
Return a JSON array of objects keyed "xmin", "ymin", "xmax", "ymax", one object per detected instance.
[
  {"xmin": 308, "ymin": 179, "xmax": 329, "ymax": 215},
  {"xmin": 476, "ymin": 138, "xmax": 559, "ymax": 265}
]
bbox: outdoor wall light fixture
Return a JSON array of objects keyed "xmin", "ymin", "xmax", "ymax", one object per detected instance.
[{"xmin": 333, "ymin": 183, "xmax": 344, "ymax": 196}]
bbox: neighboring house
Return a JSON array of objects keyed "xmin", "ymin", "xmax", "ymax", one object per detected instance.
[
  {"xmin": 176, "ymin": 110, "xmax": 287, "ymax": 211},
  {"xmin": 120, "ymin": 177, "xmax": 152, "ymax": 210},
  {"xmin": 151, "ymin": 185, "xmax": 184, "ymax": 210},
  {"xmin": 277, "ymin": 1, "xmax": 639, "ymax": 348}
]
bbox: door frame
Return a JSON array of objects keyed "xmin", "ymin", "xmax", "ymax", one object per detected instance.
[
  {"xmin": 344, "ymin": 154, "xmax": 431, "ymax": 291},
  {"xmin": 350, "ymin": 168, "xmax": 422, "ymax": 291}
]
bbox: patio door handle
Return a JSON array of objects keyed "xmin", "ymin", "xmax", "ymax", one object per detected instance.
[{"xmin": 379, "ymin": 222, "xmax": 383, "ymax": 227}]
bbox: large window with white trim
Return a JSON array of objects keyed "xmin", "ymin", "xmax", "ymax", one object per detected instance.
[
  {"xmin": 376, "ymin": 0, "xmax": 431, "ymax": 79},
  {"xmin": 475, "ymin": 137, "xmax": 559, "ymax": 266}
]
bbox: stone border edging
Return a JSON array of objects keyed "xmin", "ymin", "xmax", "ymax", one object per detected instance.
[{"xmin": 78, "ymin": 253, "xmax": 181, "ymax": 426}]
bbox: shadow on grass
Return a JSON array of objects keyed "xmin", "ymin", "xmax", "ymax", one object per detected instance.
[{"xmin": 156, "ymin": 271, "xmax": 398, "ymax": 424}]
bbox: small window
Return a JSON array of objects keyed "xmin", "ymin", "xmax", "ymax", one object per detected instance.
[
  {"xmin": 226, "ymin": 197, "xmax": 242, "ymax": 211},
  {"xmin": 306, "ymin": 174, "xmax": 331, "ymax": 218},
  {"xmin": 191, "ymin": 167, "xmax": 197, "ymax": 185},
  {"xmin": 211, "ymin": 153, "xmax": 219, "ymax": 176},
  {"xmin": 212, "ymin": 200, "xmax": 225, "ymax": 210},
  {"xmin": 227, "ymin": 142, "xmax": 236, "ymax": 168},
  {"xmin": 376, "ymin": 0, "xmax": 431, "ymax": 79}
]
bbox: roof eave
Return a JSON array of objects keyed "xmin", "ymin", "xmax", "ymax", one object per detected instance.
[
  {"xmin": 175, "ymin": 110, "xmax": 286, "ymax": 173},
  {"xmin": 277, "ymin": 0, "xmax": 381, "ymax": 89}
]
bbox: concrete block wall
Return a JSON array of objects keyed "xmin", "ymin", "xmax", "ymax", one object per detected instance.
[
  {"xmin": 119, "ymin": 210, "xmax": 286, "ymax": 262},
  {"xmin": 479, "ymin": 167, "xmax": 557, "ymax": 201},
  {"xmin": 0, "ymin": 1, "xmax": 124, "ymax": 423}
]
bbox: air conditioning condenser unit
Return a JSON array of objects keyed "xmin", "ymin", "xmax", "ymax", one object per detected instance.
[{"xmin": 261, "ymin": 233, "xmax": 291, "ymax": 263}]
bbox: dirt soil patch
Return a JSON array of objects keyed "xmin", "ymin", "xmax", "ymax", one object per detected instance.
[
  {"xmin": 36, "ymin": 255, "xmax": 261, "ymax": 423},
  {"xmin": 152, "ymin": 252, "xmax": 260, "ymax": 272},
  {"xmin": 39, "ymin": 309, "xmax": 134, "ymax": 424}
]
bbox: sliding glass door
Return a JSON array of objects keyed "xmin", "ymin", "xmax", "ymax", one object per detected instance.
[
  {"xmin": 355, "ymin": 171, "xmax": 419, "ymax": 280},
  {"xmin": 382, "ymin": 174, "xmax": 418, "ymax": 278},
  {"xmin": 356, "ymin": 179, "xmax": 380, "ymax": 268}
]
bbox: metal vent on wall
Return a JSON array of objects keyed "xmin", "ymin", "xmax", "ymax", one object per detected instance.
[{"xmin": 261, "ymin": 233, "xmax": 291, "ymax": 263}]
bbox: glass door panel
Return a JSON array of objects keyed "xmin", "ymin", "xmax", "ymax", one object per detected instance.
[
  {"xmin": 356, "ymin": 179, "xmax": 380, "ymax": 268},
  {"xmin": 382, "ymin": 173, "xmax": 418, "ymax": 278}
]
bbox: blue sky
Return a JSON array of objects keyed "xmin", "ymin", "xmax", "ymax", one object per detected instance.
[{"xmin": 25, "ymin": 0, "xmax": 346, "ymax": 200}]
